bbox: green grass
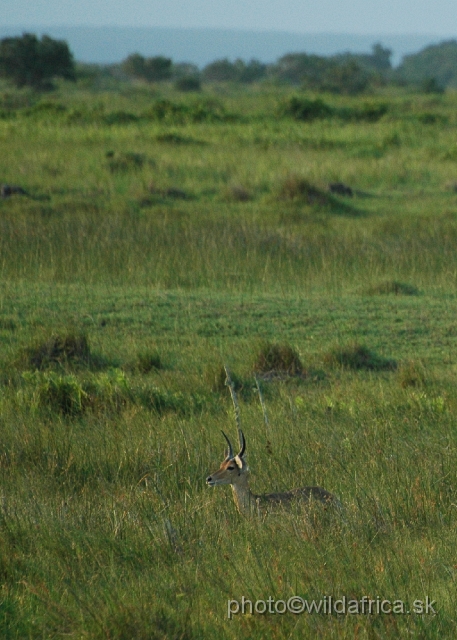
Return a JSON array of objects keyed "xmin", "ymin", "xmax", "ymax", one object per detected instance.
[{"xmin": 1, "ymin": 80, "xmax": 457, "ymax": 637}]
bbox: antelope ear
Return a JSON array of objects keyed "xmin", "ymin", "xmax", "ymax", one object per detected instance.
[{"xmin": 234, "ymin": 455, "xmax": 244, "ymax": 469}]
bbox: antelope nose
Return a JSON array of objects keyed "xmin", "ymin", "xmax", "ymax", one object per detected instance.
[{"xmin": 206, "ymin": 476, "xmax": 212, "ymax": 482}]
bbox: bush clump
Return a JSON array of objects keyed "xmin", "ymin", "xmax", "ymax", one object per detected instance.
[
  {"xmin": 364, "ymin": 281, "xmax": 419, "ymax": 296},
  {"xmin": 25, "ymin": 371, "xmax": 89, "ymax": 415},
  {"xmin": 133, "ymin": 350, "xmax": 163, "ymax": 374},
  {"xmin": 324, "ymin": 343, "xmax": 397, "ymax": 371},
  {"xmin": 253, "ymin": 342, "xmax": 303, "ymax": 377},
  {"xmin": 174, "ymin": 76, "xmax": 201, "ymax": 92},
  {"xmin": 21, "ymin": 333, "xmax": 92, "ymax": 370},
  {"xmin": 277, "ymin": 175, "xmax": 328, "ymax": 204},
  {"xmin": 143, "ymin": 98, "xmax": 233, "ymax": 124},
  {"xmin": 155, "ymin": 132, "xmax": 203, "ymax": 144},
  {"xmin": 279, "ymin": 97, "xmax": 334, "ymax": 121},
  {"xmin": 21, "ymin": 369, "xmax": 199, "ymax": 417},
  {"xmin": 338, "ymin": 102, "xmax": 388, "ymax": 122},
  {"xmin": 106, "ymin": 151, "xmax": 146, "ymax": 173},
  {"xmin": 279, "ymin": 96, "xmax": 388, "ymax": 123}
]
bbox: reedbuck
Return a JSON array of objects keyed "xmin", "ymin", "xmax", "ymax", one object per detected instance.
[{"xmin": 206, "ymin": 429, "xmax": 340, "ymax": 517}]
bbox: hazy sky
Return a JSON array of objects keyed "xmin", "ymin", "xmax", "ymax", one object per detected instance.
[{"xmin": 3, "ymin": 0, "xmax": 457, "ymax": 36}]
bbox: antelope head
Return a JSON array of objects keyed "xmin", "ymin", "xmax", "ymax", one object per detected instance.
[{"xmin": 206, "ymin": 429, "xmax": 247, "ymax": 487}]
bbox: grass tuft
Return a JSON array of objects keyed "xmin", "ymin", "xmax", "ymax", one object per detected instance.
[
  {"xmin": 222, "ymin": 183, "xmax": 252, "ymax": 202},
  {"xmin": 106, "ymin": 151, "xmax": 147, "ymax": 173},
  {"xmin": 276, "ymin": 175, "xmax": 328, "ymax": 204},
  {"xmin": 20, "ymin": 333, "xmax": 92, "ymax": 370},
  {"xmin": 253, "ymin": 341, "xmax": 304, "ymax": 377},
  {"xmin": 204, "ymin": 363, "xmax": 246, "ymax": 393},
  {"xmin": 323, "ymin": 342, "xmax": 397, "ymax": 371},
  {"xmin": 364, "ymin": 281, "xmax": 420, "ymax": 296},
  {"xmin": 397, "ymin": 360, "xmax": 428, "ymax": 388},
  {"xmin": 132, "ymin": 350, "xmax": 164, "ymax": 374}
]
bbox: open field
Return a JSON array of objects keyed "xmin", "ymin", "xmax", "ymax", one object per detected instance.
[{"xmin": 1, "ymin": 81, "xmax": 457, "ymax": 638}]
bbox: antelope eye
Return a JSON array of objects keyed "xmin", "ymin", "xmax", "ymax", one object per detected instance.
[{"xmin": 227, "ymin": 465, "xmax": 235, "ymax": 470}]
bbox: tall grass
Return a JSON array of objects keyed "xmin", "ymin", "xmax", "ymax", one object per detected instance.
[
  {"xmin": 0, "ymin": 82, "xmax": 457, "ymax": 637},
  {"xmin": 1, "ymin": 201, "xmax": 457, "ymax": 292}
]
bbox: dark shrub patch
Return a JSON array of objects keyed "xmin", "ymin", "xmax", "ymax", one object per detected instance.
[
  {"xmin": 254, "ymin": 342, "xmax": 303, "ymax": 377},
  {"xmin": 338, "ymin": 102, "xmax": 388, "ymax": 122},
  {"xmin": 223, "ymin": 183, "xmax": 252, "ymax": 202},
  {"xmin": 364, "ymin": 281, "xmax": 419, "ymax": 296},
  {"xmin": 324, "ymin": 343, "xmax": 397, "ymax": 371},
  {"xmin": 143, "ymin": 98, "xmax": 233, "ymax": 124},
  {"xmin": 155, "ymin": 132, "xmax": 203, "ymax": 145},
  {"xmin": 174, "ymin": 76, "xmax": 201, "ymax": 92},
  {"xmin": 107, "ymin": 151, "xmax": 146, "ymax": 173},
  {"xmin": 22, "ymin": 333, "xmax": 91, "ymax": 370},
  {"xmin": 277, "ymin": 176, "xmax": 328, "ymax": 204},
  {"xmin": 147, "ymin": 183, "xmax": 188, "ymax": 200},
  {"xmin": 102, "ymin": 111, "xmax": 139, "ymax": 125},
  {"xmin": 279, "ymin": 97, "xmax": 334, "ymax": 121},
  {"xmin": 279, "ymin": 97, "xmax": 388, "ymax": 123},
  {"xmin": 134, "ymin": 350, "xmax": 163, "ymax": 374}
]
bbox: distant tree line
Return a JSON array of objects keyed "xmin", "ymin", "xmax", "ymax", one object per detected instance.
[
  {"xmin": 1, "ymin": 32, "xmax": 457, "ymax": 94},
  {"xmin": 113, "ymin": 41, "xmax": 457, "ymax": 94},
  {"xmin": 118, "ymin": 44, "xmax": 390, "ymax": 95}
]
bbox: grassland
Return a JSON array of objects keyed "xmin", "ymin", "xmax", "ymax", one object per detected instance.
[{"xmin": 1, "ymin": 79, "xmax": 457, "ymax": 638}]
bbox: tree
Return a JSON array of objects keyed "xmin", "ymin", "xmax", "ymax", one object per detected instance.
[
  {"xmin": 396, "ymin": 40, "xmax": 457, "ymax": 88},
  {"xmin": 121, "ymin": 54, "xmax": 172, "ymax": 82},
  {"xmin": 202, "ymin": 58, "xmax": 266, "ymax": 83},
  {"xmin": 270, "ymin": 53, "xmax": 331, "ymax": 86},
  {"xmin": 234, "ymin": 59, "xmax": 267, "ymax": 83},
  {"xmin": 370, "ymin": 43, "xmax": 392, "ymax": 71},
  {"xmin": 202, "ymin": 58, "xmax": 239, "ymax": 82},
  {"xmin": 321, "ymin": 60, "xmax": 370, "ymax": 95},
  {"xmin": 0, "ymin": 33, "xmax": 75, "ymax": 89}
]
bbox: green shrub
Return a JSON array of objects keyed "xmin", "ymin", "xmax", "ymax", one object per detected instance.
[
  {"xmin": 174, "ymin": 76, "xmax": 201, "ymax": 92},
  {"xmin": 279, "ymin": 97, "xmax": 388, "ymax": 123},
  {"xmin": 22, "ymin": 369, "xmax": 131, "ymax": 415},
  {"xmin": 102, "ymin": 111, "xmax": 139, "ymax": 125},
  {"xmin": 24, "ymin": 370, "xmax": 88, "ymax": 415},
  {"xmin": 23, "ymin": 101, "xmax": 67, "ymax": 116},
  {"xmin": 338, "ymin": 102, "xmax": 388, "ymax": 122},
  {"xmin": 155, "ymin": 132, "xmax": 202, "ymax": 144},
  {"xmin": 21, "ymin": 368, "xmax": 204, "ymax": 417},
  {"xmin": 134, "ymin": 350, "xmax": 163, "ymax": 374},
  {"xmin": 279, "ymin": 96, "xmax": 334, "ymax": 121},
  {"xmin": 324, "ymin": 343, "xmax": 397, "ymax": 371},
  {"xmin": 143, "ymin": 98, "xmax": 233, "ymax": 124}
]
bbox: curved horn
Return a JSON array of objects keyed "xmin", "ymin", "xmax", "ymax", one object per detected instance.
[
  {"xmin": 221, "ymin": 430, "xmax": 234, "ymax": 460},
  {"xmin": 238, "ymin": 429, "xmax": 246, "ymax": 458}
]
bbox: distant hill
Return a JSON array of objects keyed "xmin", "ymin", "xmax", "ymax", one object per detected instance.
[{"xmin": 0, "ymin": 26, "xmax": 444, "ymax": 68}]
